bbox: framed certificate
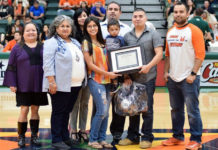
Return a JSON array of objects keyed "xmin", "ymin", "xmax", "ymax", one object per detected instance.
[{"xmin": 108, "ymin": 45, "xmax": 145, "ymax": 74}]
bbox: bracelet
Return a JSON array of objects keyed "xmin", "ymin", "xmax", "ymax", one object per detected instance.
[{"xmin": 49, "ymin": 82, "xmax": 55, "ymax": 85}]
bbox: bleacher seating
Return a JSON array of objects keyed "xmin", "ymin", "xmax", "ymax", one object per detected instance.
[
  {"xmin": 10, "ymin": 0, "xmax": 218, "ymax": 40},
  {"xmin": 111, "ymin": 0, "xmax": 167, "ymax": 38}
]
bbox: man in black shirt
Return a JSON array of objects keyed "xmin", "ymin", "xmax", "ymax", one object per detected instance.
[{"xmin": 0, "ymin": 0, "xmax": 13, "ymax": 24}]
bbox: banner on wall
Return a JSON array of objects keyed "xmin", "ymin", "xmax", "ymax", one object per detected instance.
[
  {"xmin": 200, "ymin": 60, "xmax": 218, "ymax": 87},
  {"xmin": 0, "ymin": 59, "xmax": 8, "ymax": 85}
]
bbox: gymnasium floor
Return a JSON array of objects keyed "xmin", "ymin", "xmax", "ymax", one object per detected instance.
[{"xmin": 0, "ymin": 87, "xmax": 218, "ymax": 150}]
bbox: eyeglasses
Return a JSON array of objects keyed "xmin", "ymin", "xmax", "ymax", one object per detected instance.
[{"xmin": 87, "ymin": 24, "xmax": 98, "ymax": 29}]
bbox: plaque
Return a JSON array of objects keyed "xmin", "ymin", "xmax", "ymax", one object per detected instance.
[{"xmin": 108, "ymin": 45, "xmax": 145, "ymax": 74}]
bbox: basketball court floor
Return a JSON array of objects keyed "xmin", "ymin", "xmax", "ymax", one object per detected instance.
[{"xmin": 0, "ymin": 87, "xmax": 218, "ymax": 150}]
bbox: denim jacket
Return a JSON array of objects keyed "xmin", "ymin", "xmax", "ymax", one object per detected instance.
[{"xmin": 42, "ymin": 36, "xmax": 87, "ymax": 92}]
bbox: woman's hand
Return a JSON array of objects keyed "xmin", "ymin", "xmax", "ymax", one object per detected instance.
[
  {"xmin": 10, "ymin": 86, "xmax": 17, "ymax": 92},
  {"xmin": 107, "ymin": 72, "xmax": 121, "ymax": 79},
  {"xmin": 49, "ymin": 82, "xmax": 57, "ymax": 94},
  {"xmin": 47, "ymin": 76, "xmax": 57, "ymax": 94}
]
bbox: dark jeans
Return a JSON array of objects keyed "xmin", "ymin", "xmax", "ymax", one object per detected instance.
[
  {"xmin": 167, "ymin": 76, "xmax": 202, "ymax": 142},
  {"xmin": 110, "ymin": 79, "xmax": 156, "ymax": 142},
  {"xmin": 50, "ymin": 87, "xmax": 81, "ymax": 143}
]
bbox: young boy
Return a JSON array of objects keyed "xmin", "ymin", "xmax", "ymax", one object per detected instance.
[
  {"xmin": 106, "ymin": 18, "xmax": 126, "ymax": 93},
  {"xmin": 106, "ymin": 19, "xmax": 133, "ymax": 144},
  {"xmin": 106, "ymin": 18, "xmax": 125, "ymax": 51}
]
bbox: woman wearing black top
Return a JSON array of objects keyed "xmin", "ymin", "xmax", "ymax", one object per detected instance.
[{"xmin": 69, "ymin": 8, "xmax": 90, "ymax": 143}]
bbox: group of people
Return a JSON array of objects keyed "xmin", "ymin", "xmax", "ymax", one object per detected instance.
[
  {"xmin": 0, "ymin": 0, "xmax": 47, "ymax": 51},
  {"xmin": 0, "ymin": 0, "xmax": 107, "ymax": 52},
  {"xmin": 3, "ymin": 1, "xmax": 205, "ymax": 150},
  {"xmin": 58, "ymin": 0, "xmax": 106, "ymax": 21},
  {"xmin": 0, "ymin": 0, "xmax": 45, "ymax": 23}
]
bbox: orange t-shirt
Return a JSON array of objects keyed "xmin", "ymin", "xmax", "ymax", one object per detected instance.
[
  {"xmin": 59, "ymin": 0, "xmax": 77, "ymax": 9},
  {"xmin": 2, "ymin": 40, "xmax": 17, "ymax": 52},
  {"xmin": 90, "ymin": 0, "xmax": 105, "ymax": 6},
  {"xmin": 15, "ymin": 3, "xmax": 23, "ymax": 15}
]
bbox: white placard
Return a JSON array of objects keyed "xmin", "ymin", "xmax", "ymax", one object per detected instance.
[
  {"xmin": 0, "ymin": 59, "xmax": 9, "ymax": 85},
  {"xmin": 110, "ymin": 46, "xmax": 143, "ymax": 73},
  {"xmin": 200, "ymin": 60, "xmax": 218, "ymax": 87}
]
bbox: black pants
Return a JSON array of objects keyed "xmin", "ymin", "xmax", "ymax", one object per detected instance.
[
  {"xmin": 50, "ymin": 87, "xmax": 81, "ymax": 143},
  {"xmin": 110, "ymin": 79, "xmax": 156, "ymax": 142}
]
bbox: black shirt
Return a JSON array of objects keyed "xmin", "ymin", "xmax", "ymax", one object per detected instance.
[{"xmin": 0, "ymin": 5, "xmax": 13, "ymax": 18}]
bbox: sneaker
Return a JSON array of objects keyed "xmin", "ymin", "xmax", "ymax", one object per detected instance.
[
  {"xmin": 118, "ymin": 138, "xmax": 134, "ymax": 146},
  {"xmin": 111, "ymin": 133, "xmax": 122, "ymax": 145},
  {"xmin": 162, "ymin": 137, "xmax": 184, "ymax": 146},
  {"xmin": 139, "ymin": 140, "xmax": 152, "ymax": 149},
  {"xmin": 185, "ymin": 141, "xmax": 202, "ymax": 150},
  {"xmin": 52, "ymin": 142, "xmax": 71, "ymax": 149},
  {"xmin": 64, "ymin": 139, "xmax": 79, "ymax": 147}
]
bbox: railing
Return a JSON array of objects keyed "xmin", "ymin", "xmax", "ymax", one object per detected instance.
[{"xmin": 130, "ymin": 0, "xmax": 137, "ymax": 10}]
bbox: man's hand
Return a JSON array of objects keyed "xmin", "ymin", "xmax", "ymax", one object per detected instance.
[
  {"xmin": 123, "ymin": 78, "xmax": 132, "ymax": 87},
  {"xmin": 186, "ymin": 75, "xmax": 196, "ymax": 84},
  {"xmin": 164, "ymin": 72, "xmax": 169, "ymax": 82},
  {"xmin": 139, "ymin": 65, "xmax": 151, "ymax": 74}
]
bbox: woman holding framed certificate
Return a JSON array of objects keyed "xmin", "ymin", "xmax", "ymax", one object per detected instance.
[{"xmin": 82, "ymin": 16, "xmax": 119, "ymax": 149}]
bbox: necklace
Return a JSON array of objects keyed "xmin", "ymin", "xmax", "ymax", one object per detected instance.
[
  {"xmin": 92, "ymin": 41, "xmax": 103, "ymax": 47},
  {"xmin": 75, "ymin": 51, "xmax": 80, "ymax": 62}
]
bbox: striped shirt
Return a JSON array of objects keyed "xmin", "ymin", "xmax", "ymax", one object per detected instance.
[{"xmin": 82, "ymin": 40, "xmax": 110, "ymax": 84}]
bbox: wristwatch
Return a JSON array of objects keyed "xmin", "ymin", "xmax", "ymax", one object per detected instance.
[{"xmin": 191, "ymin": 71, "xmax": 196, "ymax": 76}]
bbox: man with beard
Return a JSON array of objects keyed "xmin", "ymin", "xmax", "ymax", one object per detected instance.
[{"xmin": 162, "ymin": 2, "xmax": 205, "ymax": 150}]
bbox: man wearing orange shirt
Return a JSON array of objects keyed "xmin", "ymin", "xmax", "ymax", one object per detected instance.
[
  {"xmin": 162, "ymin": 2, "xmax": 205, "ymax": 150},
  {"xmin": 57, "ymin": 0, "xmax": 76, "ymax": 16},
  {"xmin": 2, "ymin": 31, "xmax": 21, "ymax": 52}
]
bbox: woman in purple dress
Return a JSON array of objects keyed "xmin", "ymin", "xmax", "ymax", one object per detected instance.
[{"xmin": 3, "ymin": 22, "xmax": 48, "ymax": 148}]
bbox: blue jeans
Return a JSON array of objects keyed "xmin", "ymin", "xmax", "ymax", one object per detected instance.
[
  {"xmin": 167, "ymin": 76, "xmax": 202, "ymax": 142},
  {"xmin": 88, "ymin": 79, "xmax": 111, "ymax": 142},
  {"xmin": 126, "ymin": 79, "xmax": 156, "ymax": 142},
  {"xmin": 57, "ymin": 9, "xmax": 75, "ymax": 16},
  {"xmin": 141, "ymin": 79, "xmax": 156, "ymax": 142}
]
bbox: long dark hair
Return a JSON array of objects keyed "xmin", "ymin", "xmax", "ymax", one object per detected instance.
[
  {"xmin": 83, "ymin": 16, "xmax": 105, "ymax": 55},
  {"xmin": 74, "ymin": 8, "xmax": 88, "ymax": 43},
  {"xmin": 19, "ymin": 22, "xmax": 40, "ymax": 46}
]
